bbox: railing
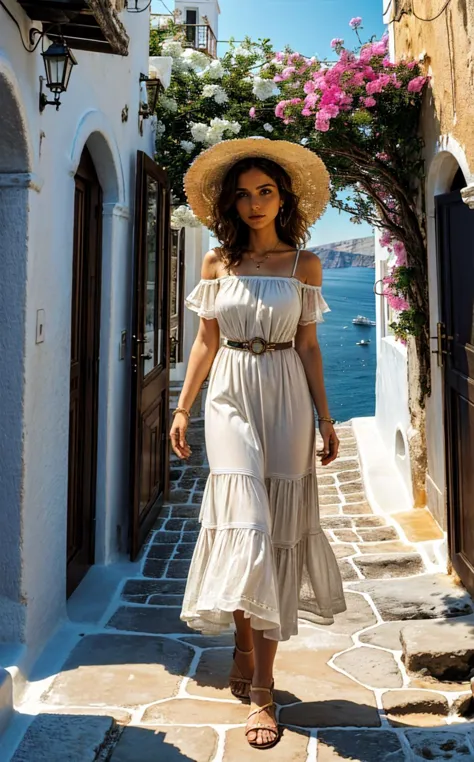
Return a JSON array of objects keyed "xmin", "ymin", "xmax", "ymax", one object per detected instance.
[
  {"xmin": 149, "ymin": 15, "xmax": 217, "ymax": 59},
  {"xmin": 182, "ymin": 24, "xmax": 217, "ymax": 59}
]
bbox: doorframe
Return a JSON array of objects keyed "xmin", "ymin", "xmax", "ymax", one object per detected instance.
[
  {"xmin": 435, "ymin": 184, "xmax": 474, "ymax": 591},
  {"xmin": 129, "ymin": 151, "xmax": 171, "ymax": 559},
  {"xmin": 67, "ymin": 145, "xmax": 103, "ymax": 597}
]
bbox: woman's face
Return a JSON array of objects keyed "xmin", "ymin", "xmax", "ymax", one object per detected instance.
[{"xmin": 234, "ymin": 167, "xmax": 282, "ymax": 231}]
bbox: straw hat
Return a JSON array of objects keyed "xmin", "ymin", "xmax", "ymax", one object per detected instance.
[{"xmin": 184, "ymin": 137, "xmax": 330, "ymax": 227}]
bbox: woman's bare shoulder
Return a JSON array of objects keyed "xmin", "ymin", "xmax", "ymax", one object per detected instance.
[
  {"xmin": 298, "ymin": 249, "xmax": 322, "ymax": 286},
  {"xmin": 201, "ymin": 247, "xmax": 224, "ymax": 279}
]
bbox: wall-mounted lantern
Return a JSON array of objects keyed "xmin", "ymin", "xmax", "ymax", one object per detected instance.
[
  {"xmin": 139, "ymin": 72, "xmax": 162, "ymax": 119},
  {"xmin": 40, "ymin": 40, "xmax": 77, "ymax": 111}
]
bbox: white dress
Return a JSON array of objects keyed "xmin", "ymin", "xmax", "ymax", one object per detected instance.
[{"xmin": 180, "ymin": 268, "xmax": 346, "ymax": 641}]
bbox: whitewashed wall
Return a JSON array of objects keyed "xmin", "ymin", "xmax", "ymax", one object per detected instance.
[
  {"xmin": 374, "ymin": 234, "xmax": 413, "ymax": 499},
  {"xmin": 175, "ymin": 0, "xmax": 220, "ymax": 37},
  {"xmin": 0, "ymin": 0, "xmax": 154, "ymax": 656}
]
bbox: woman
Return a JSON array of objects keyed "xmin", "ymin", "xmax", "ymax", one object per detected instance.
[{"xmin": 170, "ymin": 137, "xmax": 346, "ymax": 749}]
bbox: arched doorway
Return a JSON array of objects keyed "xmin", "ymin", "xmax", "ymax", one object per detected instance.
[
  {"xmin": 435, "ymin": 163, "xmax": 474, "ymax": 595},
  {"xmin": 67, "ymin": 146, "xmax": 103, "ymax": 596}
]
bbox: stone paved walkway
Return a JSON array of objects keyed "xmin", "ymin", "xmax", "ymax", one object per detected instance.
[{"xmin": 7, "ymin": 421, "xmax": 474, "ymax": 761}]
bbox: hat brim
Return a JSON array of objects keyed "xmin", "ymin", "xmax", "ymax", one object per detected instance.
[{"xmin": 184, "ymin": 137, "xmax": 330, "ymax": 227}]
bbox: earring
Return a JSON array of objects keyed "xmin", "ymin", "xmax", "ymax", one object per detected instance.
[{"xmin": 279, "ymin": 206, "xmax": 289, "ymax": 227}]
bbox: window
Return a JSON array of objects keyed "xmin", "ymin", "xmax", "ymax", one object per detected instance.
[{"xmin": 185, "ymin": 9, "xmax": 198, "ymax": 46}]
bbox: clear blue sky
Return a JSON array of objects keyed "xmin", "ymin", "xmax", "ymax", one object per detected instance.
[{"xmin": 154, "ymin": 0, "xmax": 386, "ymax": 245}]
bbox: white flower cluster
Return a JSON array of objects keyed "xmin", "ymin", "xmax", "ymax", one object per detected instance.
[
  {"xmin": 171, "ymin": 205, "xmax": 201, "ymax": 230},
  {"xmin": 234, "ymin": 46, "xmax": 253, "ymax": 58},
  {"xmin": 161, "ymin": 39, "xmax": 184, "ymax": 58},
  {"xmin": 263, "ymin": 123, "xmax": 274, "ymax": 132},
  {"xmin": 182, "ymin": 48, "xmax": 209, "ymax": 72},
  {"xmin": 156, "ymin": 120, "xmax": 166, "ymax": 136},
  {"xmin": 180, "ymin": 140, "xmax": 195, "ymax": 154},
  {"xmin": 252, "ymin": 76, "xmax": 276, "ymax": 101},
  {"xmin": 199, "ymin": 59, "xmax": 225, "ymax": 80},
  {"xmin": 202, "ymin": 84, "xmax": 229, "ymax": 104},
  {"xmin": 159, "ymin": 94, "xmax": 178, "ymax": 113},
  {"xmin": 190, "ymin": 118, "xmax": 241, "ymax": 145}
]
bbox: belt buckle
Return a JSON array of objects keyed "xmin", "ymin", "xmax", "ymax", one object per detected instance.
[{"xmin": 248, "ymin": 337, "xmax": 267, "ymax": 355}]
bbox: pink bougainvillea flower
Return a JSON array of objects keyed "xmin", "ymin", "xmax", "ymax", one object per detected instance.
[
  {"xmin": 275, "ymin": 100, "xmax": 287, "ymax": 118},
  {"xmin": 249, "ymin": 107, "xmax": 256, "ymax": 118},
  {"xmin": 380, "ymin": 230, "xmax": 393, "ymax": 248},
  {"xmin": 281, "ymin": 66, "xmax": 297, "ymax": 80},
  {"xmin": 349, "ymin": 16, "xmax": 363, "ymax": 29},
  {"xmin": 315, "ymin": 112, "xmax": 330, "ymax": 132},
  {"xmin": 304, "ymin": 80, "xmax": 317, "ymax": 94},
  {"xmin": 366, "ymin": 79, "xmax": 384, "ymax": 95},
  {"xmin": 376, "ymin": 152, "xmax": 390, "ymax": 162},
  {"xmin": 331, "ymin": 37, "xmax": 344, "ymax": 49},
  {"xmin": 407, "ymin": 75, "xmax": 427, "ymax": 93},
  {"xmin": 393, "ymin": 241, "xmax": 407, "ymax": 265}
]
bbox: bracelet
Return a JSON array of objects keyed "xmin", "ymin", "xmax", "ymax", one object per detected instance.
[
  {"xmin": 318, "ymin": 416, "xmax": 336, "ymax": 424},
  {"xmin": 173, "ymin": 407, "xmax": 190, "ymax": 420}
]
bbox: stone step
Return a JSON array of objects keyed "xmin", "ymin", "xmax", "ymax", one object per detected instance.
[
  {"xmin": 350, "ymin": 574, "xmax": 474, "ymax": 622},
  {"xmin": 353, "ymin": 552, "xmax": 425, "ymax": 579},
  {"xmin": 0, "ymin": 666, "xmax": 13, "ymax": 735},
  {"xmin": 400, "ymin": 614, "xmax": 474, "ymax": 681}
]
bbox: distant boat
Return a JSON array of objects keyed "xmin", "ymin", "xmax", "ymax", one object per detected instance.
[
  {"xmin": 353, "ymin": 315, "xmax": 376, "ymax": 326},
  {"xmin": 356, "ymin": 339, "xmax": 371, "ymax": 346}
]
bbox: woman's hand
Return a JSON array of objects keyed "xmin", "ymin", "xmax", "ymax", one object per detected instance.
[
  {"xmin": 170, "ymin": 412, "xmax": 192, "ymax": 460},
  {"xmin": 317, "ymin": 421, "xmax": 339, "ymax": 466}
]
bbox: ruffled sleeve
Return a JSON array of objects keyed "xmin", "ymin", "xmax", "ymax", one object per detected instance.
[
  {"xmin": 185, "ymin": 279, "xmax": 220, "ymax": 320},
  {"xmin": 299, "ymin": 283, "xmax": 330, "ymax": 325}
]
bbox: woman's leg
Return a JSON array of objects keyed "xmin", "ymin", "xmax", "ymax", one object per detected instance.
[
  {"xmin": 230, "ymin": 611, "xmax": 254, "ymax": 688},
  {"xmin": 246, "ymin": 630, "xmax": 279, "ymax": 746}
]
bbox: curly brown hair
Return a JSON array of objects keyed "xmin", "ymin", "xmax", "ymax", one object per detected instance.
[{"xmin": 210, "ymin": 157, "xmax": 309, "ymax": 268}]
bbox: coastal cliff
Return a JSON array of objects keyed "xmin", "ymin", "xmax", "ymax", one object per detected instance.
[{"xmin": 310, "ymin": 235, "xmax": 375, "ymax": 268}]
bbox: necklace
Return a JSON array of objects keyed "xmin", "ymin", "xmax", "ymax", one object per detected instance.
[{"xmin": 248, "ymin": 239, "xmax": 281, "ymax": 270}]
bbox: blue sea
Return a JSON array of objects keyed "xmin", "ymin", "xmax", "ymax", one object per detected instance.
[{"xmin": 318, "ymin": 268, "xmax": 376, "ymax": 422}]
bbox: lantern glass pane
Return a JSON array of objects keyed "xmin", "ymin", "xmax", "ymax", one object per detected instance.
[{"xmin": 63, "ymin": 56, "xmax": 75, "ymax": 90}]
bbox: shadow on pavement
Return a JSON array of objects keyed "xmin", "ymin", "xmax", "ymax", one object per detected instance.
[{"xmin": 9, "ymin": 712, "xmax": 203, "ymax": 762}]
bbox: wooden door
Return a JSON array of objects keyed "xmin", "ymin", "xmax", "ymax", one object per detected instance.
[
  {"xmin": 436, "ymin": 190, "xmax": 474, "ymax": 595},
  {"xmin": 67, "ymin": 147, "xmax": 102, "ymax": 597},
  {"xmin": 130, "ymin": 152, "xmax": 171, "ymax": 559},
  {"xmin": 170, "ymin": 228, "xmax": 185, "ymax": 365}
]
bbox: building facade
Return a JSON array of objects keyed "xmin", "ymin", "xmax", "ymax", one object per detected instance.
[
  {"xmin": 0, "ymin": 0, "xmax": 167, "ymax": 675},
  {"xmin": 376, "ymin": 0, "xmax": 474, "ymax": 592}
]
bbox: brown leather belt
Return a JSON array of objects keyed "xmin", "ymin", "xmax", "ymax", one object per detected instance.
[{"xmin": 223, "ymin": 337, "xmax": 293, "ymax": 355}]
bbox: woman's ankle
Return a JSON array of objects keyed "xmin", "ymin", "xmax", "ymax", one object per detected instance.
[{"xmin": 251, "ymin": 675, "xmax": 273, "ymax": 690}]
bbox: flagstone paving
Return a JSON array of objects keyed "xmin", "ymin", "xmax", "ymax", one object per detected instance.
[{"xmin": 9, "ymin": 421, "xmax": 474, "ymax": 761}]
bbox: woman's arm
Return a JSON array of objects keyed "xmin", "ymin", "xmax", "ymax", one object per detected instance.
[
  {"xmin": 170, "ymin": 251, "xmax": 221, "ymax": 459},
  {"xmin": 294, "ymin": 252, "xmax": 339, "ymax": 466}
]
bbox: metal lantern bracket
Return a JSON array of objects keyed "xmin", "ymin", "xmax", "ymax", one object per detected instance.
[{"xmin": 39, "ymin": 75, "xmax": 60, "ymax": 111}]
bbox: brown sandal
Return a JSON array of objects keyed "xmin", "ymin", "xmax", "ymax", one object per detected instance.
[
  {"xmin": 245, "ymin": 685, "xmax": 280, "ymax": 750},
  {"xmin": 229, "ymin": 638, "xmax": 253, "ymax": 702}
]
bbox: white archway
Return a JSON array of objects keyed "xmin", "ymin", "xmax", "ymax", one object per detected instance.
[
  {"xmin": 423, "ymin": 139, "xmax": 472, "ymax": 529},
  {"xmin": 70, "ymin": 110, "xmax": 125, "ymax": 204},
  {"xmin": 0, "ymin": 58, "xmax": 33, "ymax": 642},
  {"xmin": 68, "ymin": 118, "xmax": 131, "ymax": 573}
]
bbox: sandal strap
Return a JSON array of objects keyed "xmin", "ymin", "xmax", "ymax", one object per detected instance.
[
  {"xmin": 247, "ymin": 701, "xmax": 275, "ymax": 719},
  {"xmin": 230, "ymin": 676, "xmax": 252, "ymax": 685},
  {"xmin": 245, "ymin": 724, "xmax": 279, "ymax": 737},
  {"xmin": 251, "ymin": 685, "xmax": 273, "ymax": 693},
  {"xmin": 234, "ymin": 638, "xmax": 254, "ymax": 656}
]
